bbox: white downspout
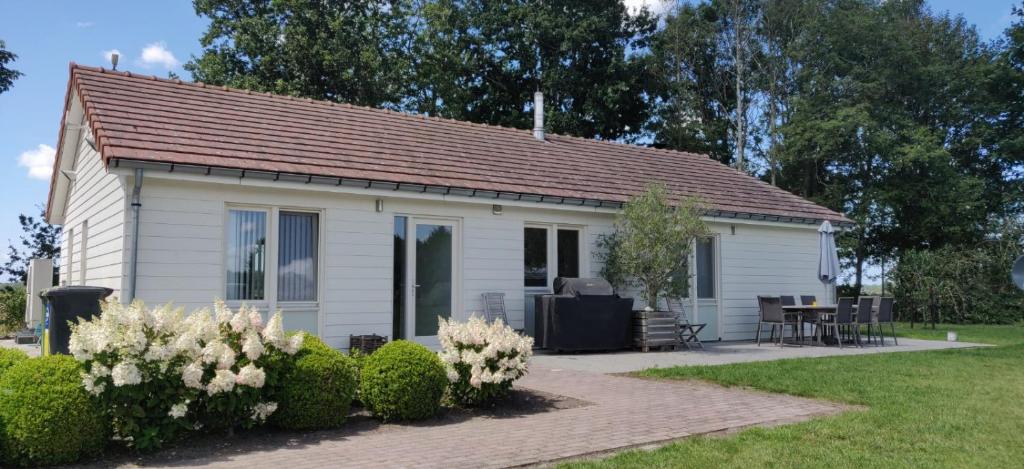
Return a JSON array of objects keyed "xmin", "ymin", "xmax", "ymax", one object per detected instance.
[{"xmin": 125, "ymin": 168, "xmax": 143, "ymax": 302}]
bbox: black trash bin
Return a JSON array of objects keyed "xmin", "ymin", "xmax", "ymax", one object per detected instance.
[{"xmin": 40, "ymin": 286, "xmax": 114, "ymax": 355}]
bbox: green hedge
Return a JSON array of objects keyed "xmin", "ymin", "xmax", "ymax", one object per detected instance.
[
  {"xmin": 271, "ymin": 338, "xmax": 358, "ymax": 430},
  {"xmin": 359, "ymin": 341, "xmax": 447, "ymax": 421},
  {"xmin": 0, "ymin": 348, "xmax": 28, "ymax": 377},
  {"xmin": 0, "ymin": 355, "xmax": 108, "ymax": 466}
]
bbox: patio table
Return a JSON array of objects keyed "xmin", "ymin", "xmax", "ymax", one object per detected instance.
[{"xmin": 782, "ymin": 305, "xmax": 837, "ymax": 345}]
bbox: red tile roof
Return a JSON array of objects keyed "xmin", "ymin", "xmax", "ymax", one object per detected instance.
[{"xmin": 52, "ymin": 64, "xmax": 850, "ymax": 224}]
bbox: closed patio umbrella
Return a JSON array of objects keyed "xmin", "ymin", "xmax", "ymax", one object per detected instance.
[{"xmin": 818, "ymin": 221, "xmax": 841, "ymax": 303}]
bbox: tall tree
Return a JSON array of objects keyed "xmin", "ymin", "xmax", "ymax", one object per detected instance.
[
  {"xmin": 412, "ymin": 0, "xmax": 656, "ymax": 140},
  {"xmin": 0, "ymin": 39, "xmax": 23, "ymax": 95},
  {"xmin": 185, "ymin": 0, "xmax": 419, "ymax": 108},
  {"xmin": 2, "ymin": 209, "xmax": 61, "ymax": 284},
  {"xmin": 647, "ymin": 1, "xmax": 735, "ymax": 163}
]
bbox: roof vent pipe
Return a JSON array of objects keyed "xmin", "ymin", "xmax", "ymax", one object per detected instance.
[{"xmin": 533, "ymin": 91, "xmax": 545, "ymax": 141}]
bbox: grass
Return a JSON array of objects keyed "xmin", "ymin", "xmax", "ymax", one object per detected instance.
[{"xmin": 562, "ymin": 324, "xmax": 1024, "ymax": 468}]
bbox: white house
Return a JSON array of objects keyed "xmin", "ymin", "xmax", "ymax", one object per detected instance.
[{"xmin": 44, "ymin": 64, "xmax": 851, "ymax": 350}]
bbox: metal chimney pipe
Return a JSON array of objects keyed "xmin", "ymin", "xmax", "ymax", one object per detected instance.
[{"xmin": 533, "ymin": 91, "xmax": 545, "ymax": 141}]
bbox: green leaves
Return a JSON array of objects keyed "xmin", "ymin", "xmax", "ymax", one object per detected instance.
[{"xmin": 599, "ymin": 184, "xmax": 708, "ymax": 308}]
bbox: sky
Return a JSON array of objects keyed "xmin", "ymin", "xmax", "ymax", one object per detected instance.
[{"xmin": 0, "ymin": 0, "xmax": 1019, "ymax": 281}]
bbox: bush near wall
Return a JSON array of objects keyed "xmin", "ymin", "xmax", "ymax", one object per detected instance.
[
  {"xmin": 0, "ymin": 284, "xmax": 26, "ymax": 337},
  {"xmin": 0, "ymin": 347, "xmax": 28, "ymax": 376},
  {"xmin": 0, "ymin": 355, "xmax": 108, "ymax": 467},
  {"xmin": 271, "ymin": 338, "xmax": 358, "ymax": 430},
  {"xmin": 360, "ymin": 341, "xmax": 447, "ymax": 421},
  {"xmin": 891, "ymin": 223, "xmax": 1024, "ymax": 324}
]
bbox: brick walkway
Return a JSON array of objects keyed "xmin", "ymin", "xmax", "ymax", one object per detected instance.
[{"xmin": 104, "ymin": 366, "xmax": 847, "ymax": 468}]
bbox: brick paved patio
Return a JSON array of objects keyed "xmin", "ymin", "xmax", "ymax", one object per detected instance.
[{"xmin": 93, "ymin": 366, "xmax": 848, "ymax": 468}]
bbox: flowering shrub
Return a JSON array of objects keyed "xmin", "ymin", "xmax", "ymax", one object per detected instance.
[
  {"xmin": 69, "ymin": 300, "xmax": 302, "ymax": 450},
  {"xmin": 437, "ymin": 316, "xmax": 533, "ymax": 406}
]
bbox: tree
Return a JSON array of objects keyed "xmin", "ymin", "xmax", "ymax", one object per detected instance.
[
  {"xmin": 2, "ymin": 209, "xmax": 61, "ymax": 284},
  {"xmin": 0, "ymin": 39, "xmax": 23, "ymax": 95},
  {"xmin": 412, "ymin": 0, "xmax": 656, "ymax": 140},
  {"xmin": 185, "ymin": 0, "xmax": 419, "ymax": 108},
  {"xmin": 598, "ymin": 184, "xmax": 708, "ymax": 309},
  {"xmin": 647, "ymin": 2, "xmax": 735, "ymax": 163}
]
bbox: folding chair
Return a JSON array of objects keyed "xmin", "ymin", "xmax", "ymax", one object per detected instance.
[
  {"xmin": 667, "ymin": 298, "xmax": 706, "ymax": 350},
  {"xmin": 481, "ymin": 292, "xmax": 523, "ymax": 333}
]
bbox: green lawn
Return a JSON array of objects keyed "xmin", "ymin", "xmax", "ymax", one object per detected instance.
[{"xmin": 563, "ymin": 324, "xmax": 1024, "ymax": 468}]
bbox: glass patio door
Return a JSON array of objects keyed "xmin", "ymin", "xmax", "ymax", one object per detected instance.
[{"xmin": 405, "ymin": 218, "xmax": 458, "ymax": 346}]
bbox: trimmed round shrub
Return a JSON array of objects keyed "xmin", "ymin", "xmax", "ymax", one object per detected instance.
[
  {"xmin": 359, "ymin": 341, "xmax": 447, "ymax": 421},
  {"xmin": 0, "ymin": 347, "xmax": 28, "ymax": 377},
  {"xmin": 271, "ymin": 340, "xmax": 358, "ymax": 430},
  {"xmin": 0, "ymin": 355, "xmax": 108, "ymax": 466}
]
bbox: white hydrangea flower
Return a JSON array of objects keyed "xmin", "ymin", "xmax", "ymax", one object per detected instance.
[
  {"xmin": 251, "ymin": 402, "xmax": 278, "ymax": 422},
  {"xmin": 206, "ymin": 369, "xmax": 237, "ymax": 395},
  {"xmin": 235, "ymin": 363, "xmax": 266, "ymax": 388},
  {"xmin": 262, "ymin": 313, "xmax": 285, "ymax": 347},
  {"xmin": 229, "ymin": 310, "xmax": 250, "ymax": 333},
  {"xmin": 283, "ymin": 331, "xmax": 304, "ymax": 355},
  {"xmin": 111, "ymin": 360, "xmax": 143, "ymax": 387},
  {"xmin": 168, "ymin": 402, "xmax": 189, "ymax": 419},
  {"xmin": 437, "ymin": 316, "xmax": 534, "ymax": 393},
  {"xmin": 242, "ymin": 332, "xmax": 264, "ymax": 361},
  {"xmin": 182, "ymin": 361, "xmax": 205, "ymax": 389}
]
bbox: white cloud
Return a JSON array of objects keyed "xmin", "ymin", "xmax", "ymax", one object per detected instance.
[
  {"xmin": 17, "ymin": 144, "xmax": 56, "ymax": 181},
  {"xmin": 624, "ymin": 0, "xmax": 672, "ymax": 16},
  {"xmin": 76, "ymin": 21, "xmax": 94, "ymax": 28},
  {"xmin": 138, "ymin": 42, "xmax": 179, "ymax": 69}
]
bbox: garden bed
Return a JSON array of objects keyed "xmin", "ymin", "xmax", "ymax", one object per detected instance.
[{"xmin": 71, "ymin": 388, "xmax": 589, "ymax": 468}]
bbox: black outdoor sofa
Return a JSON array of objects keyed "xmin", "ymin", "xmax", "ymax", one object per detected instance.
[{"xmin": 534, "ymin": 277, "xmax": 634, "ymax": 352}]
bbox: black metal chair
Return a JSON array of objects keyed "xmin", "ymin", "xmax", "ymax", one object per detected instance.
[
  {"xmin": 667, "ymin": 298, "xmax": 706, "ymax": 350},
  {"xmin": 800, "ymin": 295, "xmax": 817, "ymax": 305},
  {"xmin": 854, "ymin": 296, "xmax": 877, "ymax": 345},
  {"xmin": 781, "ymin": 295, "xmax": 797, "ymax": 306},
  {"xmin": 819, "ymin": 297, "xmax": 857, "ymax": 348},
  {"xmin": 875, "ymin": 297, "xmax": 897, "ymax": 345},
  {"xmin": 756, "ymin": 296, "xmax": 800, "ymax": 346}
]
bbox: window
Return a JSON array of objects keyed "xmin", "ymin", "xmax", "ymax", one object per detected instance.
[
  {"xmin": 226, "ymin": 209, "xmax": 267, "ymax": 301},
  {"xmin": 696, "ymin": 237, "xmax": 716, "ymax": 299},
  {"xmin": 524, "ymin": 225, "xmax": 582, "ymax": 288},
  {"xmin": 556, "ymin": 229, "xmax": 579, "ymax": 278},
  {"xmin": 392, "ymin": 216, "xmax": 407, "ymax": 339},
  {"xmin": 277, "ymin": 212, "xmax": 318, "ymax": 301},
  {"xmin": 524, "ymin": 227, "xmax": 548, "ymax": 287}
]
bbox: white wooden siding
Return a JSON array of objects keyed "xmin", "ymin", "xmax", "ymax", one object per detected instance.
[
  {"xmin": 127, "ymin": 173, "xmax": 823, "ymax": 348},
  {"xmin": 59, "ymin": 128, "xmax": 127, "ymax": 295}
]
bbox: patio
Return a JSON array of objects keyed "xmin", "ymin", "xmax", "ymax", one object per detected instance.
[{"xmin": 532, "ymin": 337, "xmax": 989, "ymax": 374}]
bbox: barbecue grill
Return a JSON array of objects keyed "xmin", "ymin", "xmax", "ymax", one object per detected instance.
[{"xmin": 535, "ymin": 277, "xmax": 633, "ymax": 352}]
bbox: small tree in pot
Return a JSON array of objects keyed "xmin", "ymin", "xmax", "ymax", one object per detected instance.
[{"xmin": 598, "ymin": 184, "xmax": 708, "ymax": 310}]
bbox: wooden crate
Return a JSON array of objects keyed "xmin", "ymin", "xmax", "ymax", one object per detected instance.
[{"xmin": 632, "ymin": 310, "xmax": 680, "ymax": 352}]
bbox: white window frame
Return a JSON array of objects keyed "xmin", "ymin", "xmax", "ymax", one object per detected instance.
[
  {"xmin": 524, "ymin": 223, "xmax": 587, "ymax": 292},
  {"xmin": 65, "ymin": 227, "xmax": 74, "ymax": 286},
  {"xmin": 222, "ymin": 205, "xmax": 325, "ymax": 325}
]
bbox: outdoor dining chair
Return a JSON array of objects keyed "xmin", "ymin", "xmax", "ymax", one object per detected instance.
[
  {"xmin": 800, "ymin": 295, "xmax": 817, "ymax": 305},
  {"xmin": 875, "ymin": 297, "xmax": 897, "ymax": 345},
  {"xmin": 854, "ymin": 296, "xmax": 877, "ymax": 345},
  {"xmin": 667, "ymin": 298, "xmax": 706, "ymax": 350},
  {"xmin": 756, "ymin": 296, "xmax": 800, "ymax": 346},
  {"xmin": 819, "ymin": 297, "xmax": 857, "ymax": 348},
  {"xmin": 780, "ymin": 295, "xmax": 797, "ymax": 306}
]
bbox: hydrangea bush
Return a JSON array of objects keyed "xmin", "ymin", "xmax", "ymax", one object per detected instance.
[
  {"xmin": 437, "ymin": 316, "xmax": 533, "ymax": 406},
  {"xmin": 69, "ymin": 300, "xmax": 302, "ymax": 450}
]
